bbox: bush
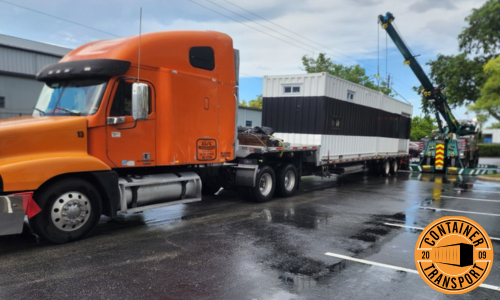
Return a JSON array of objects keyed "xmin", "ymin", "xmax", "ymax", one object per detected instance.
[{"xmin": 478, "ymin": 144, "xmax": 500, "ymax": 157}]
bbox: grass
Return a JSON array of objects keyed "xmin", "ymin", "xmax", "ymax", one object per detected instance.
[{"xmin": 483, "ymin": 174, "xmax": 500, "ymax": 178}]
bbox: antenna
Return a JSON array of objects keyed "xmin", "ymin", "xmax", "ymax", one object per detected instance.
[{"xmin": 137, "ymin": 7, "xmax": 142, "ymax": 82}]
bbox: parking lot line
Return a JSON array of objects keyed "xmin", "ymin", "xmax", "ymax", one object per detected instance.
[
  {"xmin": 459, "ymin": 190, "xmax": 500, "ymax": 194},
  {"xmin": 420, "ymin": 206, "xmax": 500, "ymax": 217},
  {"xmin": 325, "ymin": 252, "xmax": 418, "ymax": 273},
  {"xmin": 440, "ymin": 195, "xmax": 500, "ymax": 203},
  {"xmin": 383, "ymin": 223, "xmax": 500, "ymax": 241},
  {"xmin": 324, "ymin": 252, "xmax": 500, "ymax": 291}
]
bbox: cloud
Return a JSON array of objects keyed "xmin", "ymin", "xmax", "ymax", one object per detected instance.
[
  {"xmin": 0, "ymin": 0, "xmax": 486, "ymax": 92},
  {"xmin": 408, "ymin": 0, "xmax": 463, "ymax": 13}
]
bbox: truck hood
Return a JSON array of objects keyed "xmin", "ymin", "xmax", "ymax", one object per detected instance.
[{"xmin": 0, "ymin": 116, "xmax": 88, "ymax": 161}]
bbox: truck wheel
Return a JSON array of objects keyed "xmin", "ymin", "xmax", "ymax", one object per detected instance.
[
  {"xmin": 275, "ymin": 164, "xmax": 298, "ymax": 197},
  {"xmin": 249, "ymin": 165, "xmax": 276, "ymax": 203},
  {"xmin": 390, "ymin": 159, "xmax": 398, "ymax": 175},
  {"xmin": 381, "ymin": 160, "xmax": 390, "ymax": 176},
  {"xmin": 29, "ymin": 178, "xmax": 102, "ymax": 244}
]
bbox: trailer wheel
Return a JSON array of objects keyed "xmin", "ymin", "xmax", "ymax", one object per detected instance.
[
  {"xmin": 381, "ymin": 160, "xmax": 391, "ymax": 176},
  {"xmin": 390, "ymin": 159, "xmax": 399, "ymax": 175},
  {"xmin": 249, "ymin": 165, "xmax": 276, "ymax": 203},
  {"xmin": 29, "ymin": 178, "xmax": 102, "ymax": 244},
  {"xmin": 275, "ymin": 164, "xmax": 298, "ymax": 197}
]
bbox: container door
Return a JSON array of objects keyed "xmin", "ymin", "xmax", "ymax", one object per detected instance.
[{"xmin": 106, "ymin": 79, "xmax": 156, "ymax": 167}]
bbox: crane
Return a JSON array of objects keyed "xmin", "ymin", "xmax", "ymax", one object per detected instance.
[{"xmin": 378, "ymin": 12, "xmax": 480, "ymax": 174}]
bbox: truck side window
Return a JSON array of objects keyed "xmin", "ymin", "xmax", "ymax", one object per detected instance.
[
  {"xmin": 189, "ymin": 47, "xmax": 215, "ymax": 71},
  {"xmin": 110, "ymin": 81, "xmax": 151, "ymax": 116}
]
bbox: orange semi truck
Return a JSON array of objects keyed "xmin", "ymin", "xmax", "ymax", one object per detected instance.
[
  {"xmin": 0, "ymin": 31, "xmax": 324, "ymax": 243},
  {"xmin": 0, "ymin": 31, "xmax": 410, "ymax": 243}
]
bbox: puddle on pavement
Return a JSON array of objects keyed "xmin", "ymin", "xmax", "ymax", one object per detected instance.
[
  {"xmin": 409, "ymin": 173, "xmax": 475, "ymax": 187},
  {"xmin": 279, "ymin": 272, "xmax": 318, "ymax": 292},
  {"xmin": 350, "ymin": 226, "xmax": 391, "ymax": 243},
  {"xmin": 260, "ymin": 207, "xmax": 329, "ymax": 229}
]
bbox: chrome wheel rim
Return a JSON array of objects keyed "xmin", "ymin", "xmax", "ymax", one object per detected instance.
[
  {"xmin": 393, "ymin": 161, "xmax": 398, "ymax": 173},
  {"xmin": 259, "ymin": 173, "xmax": 273, "ymax": 196},
  {"xmin": 51, "ymin": 192, "xmax": 91, "ymax": 231},
  {"xmin": 385, "ymin": 161, "xmax": 390, "ymax": 174},
  {"xmin": 284, "ymin": 170, "xmax": 296, "ymax": 191}
]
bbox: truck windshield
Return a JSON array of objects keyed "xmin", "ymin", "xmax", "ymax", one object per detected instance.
[{"xmin": 33, "ymin": 79, "xmax": 108, "ymax": 116}]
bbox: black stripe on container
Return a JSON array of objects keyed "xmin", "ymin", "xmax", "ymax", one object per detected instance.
[{"xmin": 262, "ymin": 96, "xmax": 411, "ymax": 139}]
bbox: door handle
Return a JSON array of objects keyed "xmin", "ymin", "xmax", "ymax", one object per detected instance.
[{"xmin": 107, "ymin": 117, "xmax": 126, "ymax": 125}]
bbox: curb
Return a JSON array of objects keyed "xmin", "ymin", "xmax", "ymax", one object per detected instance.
[{"xmin": 477, "ymin": 175, "xmax": 500, "ymax": 182}]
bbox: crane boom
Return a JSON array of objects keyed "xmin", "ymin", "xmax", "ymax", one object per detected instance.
[{"xmin": 378, "ymin": 12, "xmax": 476, "ymax": 136}]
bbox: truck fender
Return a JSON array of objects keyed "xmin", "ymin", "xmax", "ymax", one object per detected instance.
[
  {"xmin": 0, "ymin": 155, "xmax": 111, "ymax": 192},
  {"xmin": 233, "ymin": 164, "xmax": 259, "ymax": 187},
  {"xmin": 89, "ymin": 171, "xmax": 120, "ymax": 218}
]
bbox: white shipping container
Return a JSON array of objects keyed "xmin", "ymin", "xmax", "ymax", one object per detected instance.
[{"xmin": 262, "ymin": 73, "xmax": 413, "ymax": 161}]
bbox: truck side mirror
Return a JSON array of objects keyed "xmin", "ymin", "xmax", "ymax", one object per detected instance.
[{"xmin": 132, "ymin": 83, "xmax": 149, "ymax": 121}]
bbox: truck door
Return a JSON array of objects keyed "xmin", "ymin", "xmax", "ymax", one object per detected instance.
[{"xmin": 106, "ymin": 79, "xmax": 156, "ymax": 167}]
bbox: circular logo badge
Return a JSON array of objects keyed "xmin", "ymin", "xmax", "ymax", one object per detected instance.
[{"xmin": 415, "ymin": 216, "xmax": 493, "ymax": 294}]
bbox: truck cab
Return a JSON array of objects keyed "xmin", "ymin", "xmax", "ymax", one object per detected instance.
[{"xmin": 0, "ymin": 31, "xmax": 239, "ymax": 243}]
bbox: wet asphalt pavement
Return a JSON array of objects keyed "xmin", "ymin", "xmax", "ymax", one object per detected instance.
[{"xmin": 1, "ymin": 160, "xmax": 500, "ymax": 300}]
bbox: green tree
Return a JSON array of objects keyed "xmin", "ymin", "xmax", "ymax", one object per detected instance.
[
  {"xmin": 239, "ymin": 99, "xmax": 248, "ymax": 107},
  {"xmin": 459, "ymin": 0, "xmax": 500, "ymax": 55},
  {"xmin": 302, "ymin": 53, "xmax": 393, "ymax": 96},
  {"xmin": 469, "ymin": 56, "xmax": 500, "ymax": 120},
  {"xmin": 421, "ymin": 0, "xmax": 500, "ymax": 118},
  {"xmin": 487, "ymin": 122, "xmax": 500, "ymax": 129},
  {"xmin": 410, "ymin": 115, "xmax": 437, "ymax": 141},
  {"xmin": 248, "ymin": 95, "xmax": 263, "ymax": 109}
]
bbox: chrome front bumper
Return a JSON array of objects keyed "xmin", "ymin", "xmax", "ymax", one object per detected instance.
[{"xmin": 0, "ymin": 195, "xmax": 26, "ymax": 236}]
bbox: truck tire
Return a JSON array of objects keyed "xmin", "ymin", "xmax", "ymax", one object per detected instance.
[
  {"xmin": 390, "ymin": 159, "xmax": 398, "ymax": 175},
  {"xmin": 29, "ymin": 178, "xmax": 102, "ymax": 244},
  {"xmin": 381, "ymin": 160, "xmax": 390, "ymax": 176},
  {"xmin": 249, "ymin": 165, "xmax": 276, "ymax": 203},
  {"xmin": 275, "ymin": 164, "xmax": 298, "ymax": 197}
]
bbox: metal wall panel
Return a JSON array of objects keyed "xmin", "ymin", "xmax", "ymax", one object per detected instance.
[
  {"xmin": 0, "ymin": 46, "xmax": 34, "ymax": 75},
  {"xmin": 263, "ymin": 73, "xmax": 326, "ymax": 98},
  {"xmin": 320, "ymin": 135, "xmax": 378, "ymax": 157},
  {"xmin": 273, "ymin": 133, "xmax": 322, "ymax": 146},
  {"xmin": 376, "ymin": 137, "xmax": 400, "ymax": 154},
  {"xmin": 237, "ymin": 107, "xmax": 262, "ymax": 127},
  {"xmin": 263, "ymin": 96, "xmax": 411, "ymax": 139},
  {"xmin": 0, "ymin": 74, "xmax": 43, "ymax": 119},
  {"xmin": 398, "ymin": 139, "xmax": 409, "ymax": 152},
  {"xmin": 0, "ymin": 46, "xmax": 61, "ymax": 76},
  {"xmin": 35, "ymin": 54, "xmax": 61, "ymax": 74},
  {"xmin": 273, "ymin": 133, "xmax": 405, "ymax": 158}
]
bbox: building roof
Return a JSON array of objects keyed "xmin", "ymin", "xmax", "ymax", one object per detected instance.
[
  {"xmin": 238, "ymin": 106, "xmax": 262, "ymax": 112},
  {"xmin": 0, "ymin": 34, "xmax": 71, "ymax": 57}
]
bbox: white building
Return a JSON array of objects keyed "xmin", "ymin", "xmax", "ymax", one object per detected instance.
[
  {"xmin": 482, "ymin": 129, "xmax": 500, "ymax": 144},
  {"xmin": 237, "ymin": 106, "xmax": 262, "ymax": 128}
]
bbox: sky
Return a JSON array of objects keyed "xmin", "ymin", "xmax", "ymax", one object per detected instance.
[{"xmin": 0, "ymin": 0, "xmax": 491, "ymax": 125}]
